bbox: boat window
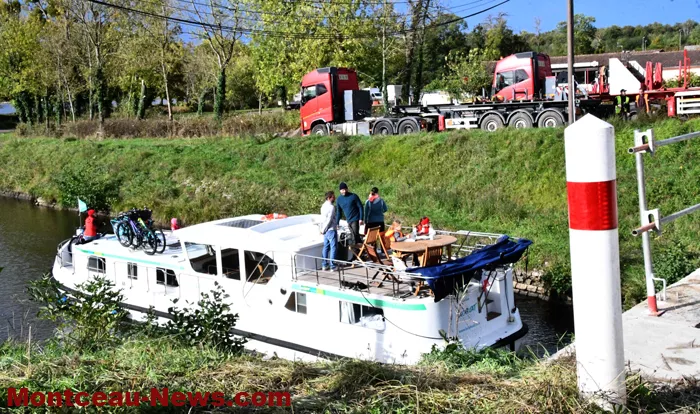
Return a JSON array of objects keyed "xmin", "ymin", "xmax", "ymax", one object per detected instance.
[
  {"xmin": 127, "ymin": 263, "xmax": 138, "ymax": 279},
  {"xmin": 244, "ymin": 251, "xmax": 277, "ymax": 284},
  {"xmin": 339, "ymin": 301, "xmax": 384, "ymax": 330},
  {"xmin": 87, "ymin": 256, "xmax": 106, "ymax": 274},
  {"xmin": 285, "ymin": 292, "xmax": 307, "ymax": 314},
  {"xmin": 221, "ymin": 248, "xmax": 240, "ymax": 280},
  {"xmin": 156, "ymin": 268, "xmax": 179, "ymax": 287},
  {"xmin": 184, "ymin": 242, "xmax": 217, "ymax": 275}
]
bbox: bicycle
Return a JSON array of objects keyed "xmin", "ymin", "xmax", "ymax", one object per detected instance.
[{"xmin": 111, "ymin": 208, "xmax": 166, "ymax": 255}]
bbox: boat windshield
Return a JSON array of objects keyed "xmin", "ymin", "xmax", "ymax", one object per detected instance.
[{"xmin": 184, "ymin": 242, "xmax": 218, "ymax": 275}]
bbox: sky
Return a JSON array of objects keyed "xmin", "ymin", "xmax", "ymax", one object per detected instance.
[{"xmin": 458, "ymin": 0, "xmax": 700, "ymax": 33}]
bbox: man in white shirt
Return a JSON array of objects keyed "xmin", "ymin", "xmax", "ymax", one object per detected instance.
[{"xmin": 320, "ymin": 191, "xmax": 338, "ymax": 271}]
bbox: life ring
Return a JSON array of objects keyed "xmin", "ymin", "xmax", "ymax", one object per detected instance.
[{"xmin": 261, "ymin": 213, "xmax": 288, "ymax": 222}]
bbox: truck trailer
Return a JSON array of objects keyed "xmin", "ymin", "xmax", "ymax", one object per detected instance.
[{"xmin": 299, "ymin": 52, "xmax": 614, "ymax": 136}]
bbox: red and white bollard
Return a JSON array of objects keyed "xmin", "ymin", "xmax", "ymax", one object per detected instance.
[{"xmin": 565, "ymin": 115, "xmax": 626, "ymax": 407}]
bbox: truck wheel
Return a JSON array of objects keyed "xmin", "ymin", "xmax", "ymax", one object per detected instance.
[
  {"xmin": 397, "ymin": 119, "xmax": 418, "ymax": 135},
  {"xmin": 508, "ymin": 113, "xmax": 533, "ymax": 129},
  {"xmin": 480, "ymin": 114, "xmax": 504, "ymax": 132},
  {"xmin": 537, "ymin": 111, "xmax": 565, "ymax": 128},
  {"xmin": 311, "ymin": 124, "xmax": 328, "ymax": 135},
  {"xmin": 372, "ymin": 121, "xmax": 394, "ymax": 136}
]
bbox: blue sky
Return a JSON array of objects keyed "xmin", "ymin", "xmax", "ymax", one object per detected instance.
[{"xmin": 458, "ymin": 0, "xmax": 699, "ymax": 33}]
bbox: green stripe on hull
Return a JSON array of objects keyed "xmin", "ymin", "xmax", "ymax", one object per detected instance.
[
  {"xmin": 75, "ymin": 248, "xmax": 185, "ymax": 270},
  {"xmin": 291, "ymin": 283, "xmax": 427, "ymax": 311}
]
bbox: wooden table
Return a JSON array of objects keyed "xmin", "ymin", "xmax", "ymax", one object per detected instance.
[{"xmin": 391, "ymin": 235, "xmax": 458, "ymax": 265}]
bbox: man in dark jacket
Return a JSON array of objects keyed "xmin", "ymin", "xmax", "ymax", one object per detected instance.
[{"xmin": 336, "ymin": 182, "xmax": 364, "ymax": 245}]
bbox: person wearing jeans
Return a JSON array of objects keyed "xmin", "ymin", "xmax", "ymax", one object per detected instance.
[{"xmin": 320, "ymin": 191, "xmax": 338, "ymax": 271}]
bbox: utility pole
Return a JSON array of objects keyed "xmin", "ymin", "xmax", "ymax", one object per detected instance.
[
  {"xmin": 679, "ymin": 29, "xmax": 683, "ymax": 51},
  {"xmin": 642, "ymin": 36, "xmax": 646, "ymax": 51},
  {"xmin": 567, "ymin": 0, "xmax": 575, "ymax": 124}
]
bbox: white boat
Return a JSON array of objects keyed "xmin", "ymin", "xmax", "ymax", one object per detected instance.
[{"xmin": 52, "ymin": 214, "xmax": 530, "ymax": 364}]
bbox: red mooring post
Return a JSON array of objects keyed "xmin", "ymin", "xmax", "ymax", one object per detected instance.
[{"xmin": 565, "ymin": 115, "xmax": 626, "ymax": 407}]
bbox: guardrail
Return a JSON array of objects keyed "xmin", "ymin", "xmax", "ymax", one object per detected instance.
[
  {"xmin": 628, "ymin": 128, "xmax": 700, "ymax": 314},
  {"xmin": 291, "ymin": 253, "xmax": 426, "ymax": 299}
]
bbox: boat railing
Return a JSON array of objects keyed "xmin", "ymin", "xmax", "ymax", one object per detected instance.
[
  {"xmin": 434, "ymin": 230, "xmax": 506, "ymax": 259},
  {"xmin": 56, "ymin": 238, "xmax": 73, "ymax": 268},
  {"xmin": 291, "ymin": 253, "xmax": 426, "ymax": 299}
]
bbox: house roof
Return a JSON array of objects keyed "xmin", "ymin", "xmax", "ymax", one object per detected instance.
[{"xmin": 548, "ymin": 49, "xmax": 700, "ymax": 68}]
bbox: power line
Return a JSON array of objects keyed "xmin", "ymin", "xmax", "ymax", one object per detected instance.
[{"xmin": 86, "ymin": 0, "xmax": 510, "ymax": 39}]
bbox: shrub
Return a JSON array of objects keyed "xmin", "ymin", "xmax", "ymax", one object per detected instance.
[
  {"xmin": 420, "ymin": 341, "xmax": 524, "ymax": 374},
  {"xmin": 166, "ymin": 282, "xmax": 246, "ymax": 354},
  {"xmin": 54, "ymin": 161, "xmax": 120, "ymax": 211},
  {"xmin": 27, "ymin": 274, "xmax": 128, "ymax": 351},
  {"xmin": 654, "ymin": 243, "xmax": 697, "ymax": 286},
  {"xmin": 541, "ymin": 260, "xmax": 572, "ymax": 297}
]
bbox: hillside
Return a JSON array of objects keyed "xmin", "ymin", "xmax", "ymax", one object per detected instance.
[{"xmin": 0, "ymin": 117, "xmax": 698, "ymax": 306}]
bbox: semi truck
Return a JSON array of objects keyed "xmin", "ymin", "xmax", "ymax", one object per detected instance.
[{"xmin": 299, "ymin": 52, "xmax": 614, "ymax": 136}]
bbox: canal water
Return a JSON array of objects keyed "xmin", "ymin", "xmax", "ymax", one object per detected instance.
[{"xmin": 0, "ymin": 197, "xmax": 573, "ymax": 356}]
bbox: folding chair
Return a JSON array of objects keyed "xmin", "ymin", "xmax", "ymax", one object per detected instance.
[
  {"xmin": 414, "ymin": 245, "xmax": 443, "ymax": 296},
  {"xmin": 352, "ymin": 227, "xmax": 381, "ymax": 265}
]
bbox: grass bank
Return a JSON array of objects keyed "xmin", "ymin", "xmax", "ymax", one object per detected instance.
[
  {"xmin": 1, "ymin": 336, "xmax": 698, "ymax": 413},
  {"xmin": 0, "ymin": 117, "xmax": 698, "ymax": 306}
]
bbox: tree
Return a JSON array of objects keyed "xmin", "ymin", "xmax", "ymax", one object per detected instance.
[
  {"xmin": 428, "ymin": 47, "xmax": 495, "ymax": 100},
  {"xmin": 186, "ymin": 0, "xmax": 246, "ymax": 120}
]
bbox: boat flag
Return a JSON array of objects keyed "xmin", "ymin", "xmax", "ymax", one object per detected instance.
[{"xmin": 77, "ymin": 198, "xmax": 88, "ymax": 213}]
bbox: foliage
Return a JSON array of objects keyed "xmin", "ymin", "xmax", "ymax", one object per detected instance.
[
  {"xmin": 166, "ymin": 282, "xmax": 246, "ymax": 354},
  {"xmin": 421, "ymin": 341, "xmax": 525, "ymax": 375},
  {"xmin": 653, "ymin": 243, "xmax": 698, "ymax": 286},
  {"xmin": 428, "ymin": 47, "xmax": 496, "ymax": 99},
  {"xmin": 54, "ymin": 161, "xmax": 120, "ymax": 211},
  {"xmin": 542, "ymin": 260, "xmax": 573, "ymax": 297},
  {"xmin": 26, "ymin": 274, "xmax": 128, "ymax": 351},
  {"xmin": 664, "ymin": 72, "xmax": 700, "ymax": 88}
]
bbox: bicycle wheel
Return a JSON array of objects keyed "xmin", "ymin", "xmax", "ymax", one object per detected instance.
[
  {"xmin": 154, "ymin": 228, "xmax": 166, "ymax": 254},
  {"xmin": 143, "ymin": 231, "xmax": 158, "ymax": 256},
  {"xmin": 116, "ymin": 222, "xmax": 133, "ymax": 248}
]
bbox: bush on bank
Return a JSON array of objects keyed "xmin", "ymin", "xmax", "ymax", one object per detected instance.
[
  {"xmin": 13, "ymin": 110, "xmax": 300, "ymax": 139},
  {"xmin": 0, "ymin": 117, "xmax": 698, "ymax": 307}
]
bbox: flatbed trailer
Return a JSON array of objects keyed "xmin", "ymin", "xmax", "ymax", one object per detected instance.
[{"xmin": 391, "ymin": 98, "xmax": 613, "ymax": 132}]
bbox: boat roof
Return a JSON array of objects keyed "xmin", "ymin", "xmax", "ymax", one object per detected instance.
[{"xmin": 173, "ymin": 214, "xmax": 326, "ymax": 251}]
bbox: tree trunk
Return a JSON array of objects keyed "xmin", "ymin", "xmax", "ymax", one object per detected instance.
[
  {"xmin": 382, "ymin": 0, "xmax": 389, "ymax": 113},
  {"xmin": 137, "ymin": 79, "xmax": 147, "ymax": 120},
  {"xmin": 197, "ymin": 89, "xmax": 206, "ymax": 116},
  {"xmin": 161, "ymin": 63, "xmax": 173, "ymax": 122},
  {"xmin": 214, "ymin": 67, "xmax": 226, "ymax": 120},
  {"xmin": 95, "ymin": 65, "xmax": 106, "ymax": 134},
  {"xmin": 401, "ymin": 0, "xmax": 424, "ymax": 104},
  {"xmin": 413, "ymin": 0, "xmax": 430, "ymax": 103},
  {"xmin": 44, "ymin": 92, "xmax": 50, "ymax": 130},
  {"xmin": 258, "ymin": 92, "xmax": 263, "ymax": 114},
  {"xmin": 54, "ymin": 94, "xmax": 62, "ymax": 127}
]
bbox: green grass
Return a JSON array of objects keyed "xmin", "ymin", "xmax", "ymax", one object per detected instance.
[
  {"xmin": 1, "ymin": 336, "xmax": 698, "ymax": 413},
  {"xmin": 0, "ymin": 117, "xmax": 698, "ymax": 307}
]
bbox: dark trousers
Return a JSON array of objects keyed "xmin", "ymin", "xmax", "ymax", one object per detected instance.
[
  {"xmin": 348, "ymin": 221, "xmax": 362, "ymax": 245},
  {"xmin": 365, "ymin": 222, "xmax": 385, "ymax": 233}
]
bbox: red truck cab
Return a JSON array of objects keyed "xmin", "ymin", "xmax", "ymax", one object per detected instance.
[
  {"xmin": 493, "ymin": 52, "xmax": 552, "ymax": 101},
  {"xmin": 300, "ymin": 67, "xmax": 359, "ymax": 135}
]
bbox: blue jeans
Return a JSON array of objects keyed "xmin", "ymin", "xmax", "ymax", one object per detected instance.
[{"xmin": 322, "ymin": 229, "xmax": 337, "ymax": 270}]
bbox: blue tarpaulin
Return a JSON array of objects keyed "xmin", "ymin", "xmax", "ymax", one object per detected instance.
[{"xmin": 407, "ymin": 236, "xmax": 533, "ymax": 302}]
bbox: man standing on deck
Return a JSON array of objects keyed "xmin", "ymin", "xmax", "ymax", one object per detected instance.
[
  {"xmin": 320, "ymin": 191, "xmax": 338, "ymax": 271},
  {"xmin": 336, "ymin": 182, "xmax": 364, "ymax": 246}
]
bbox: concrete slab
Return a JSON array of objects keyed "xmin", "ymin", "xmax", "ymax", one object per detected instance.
[
  {"xmin": 551, "ymin": 268, "xmax": 700, "ymax": 382},
  {"xmin": 622, "ymin": 268, "xmax": 700, "ymax": 381}
]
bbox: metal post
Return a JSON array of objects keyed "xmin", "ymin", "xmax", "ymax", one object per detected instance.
[
  {"xmin": 565, "ymin": 115, "xmax": 626, "ymax": 407},
  {"xmin": 567, "ymin": 0, "xmax": 575, "ymax": 124},
  {"xmin": 634, "ymin": 148, "xmax": 659, "ymax": 315}
]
